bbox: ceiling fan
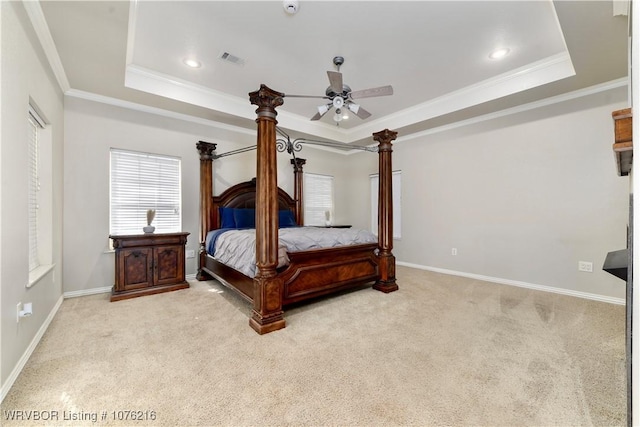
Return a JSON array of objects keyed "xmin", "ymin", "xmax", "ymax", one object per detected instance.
[{"xmin": 285, "ymin": 56, "xmax": 393, "ymax": 123}]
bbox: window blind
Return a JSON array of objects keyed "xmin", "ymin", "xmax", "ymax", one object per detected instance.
[
  {"xmin": 110, "ymin": 149, "xmax": 181, "ymax": 235},
  {"xmin": 28, "ymin": 112, "xmax": 42, "ymax": 272},
  {"xmin": 304, "ymin": 173, "xmax": 334, "ymax": 226}
]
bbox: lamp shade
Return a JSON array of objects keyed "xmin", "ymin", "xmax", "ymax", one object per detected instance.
[{"xmin": 318, "ymin": 104, "xmax": 330, "ymax": 115}]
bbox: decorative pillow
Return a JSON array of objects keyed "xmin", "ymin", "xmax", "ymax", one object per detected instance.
[
  {"xmin": 219, "ymin": 207, "xmax": 236, "ymax": 229},
  {"xmin": 278, "ymin": 210, "xmax": 297, "ymax": 228},
  {"xmin": 234, "ymin": 208, "xmax": 256, "ymax": 229}
]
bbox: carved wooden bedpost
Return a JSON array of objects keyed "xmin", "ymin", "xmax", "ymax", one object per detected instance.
[
  {"xmin": 248, "ymin": 85, "xmax": 286, "ymax": 334},
  {"xmin": 196, "ymin": 141, "xmax": 217, "ymax": 281},
  {"xmin": 373, "ymin": 129, "xmax": 399, "ymax": 293},
  {"xmin": 291, "ymin": 158, "xmax": 306, "ymax": 226}
]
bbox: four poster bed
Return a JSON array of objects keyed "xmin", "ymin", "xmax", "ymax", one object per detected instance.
[{"xmin": 196, "ymin": 85, "xmax": 398, "ymax": 334}]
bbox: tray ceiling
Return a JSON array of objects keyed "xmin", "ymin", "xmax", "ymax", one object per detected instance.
[{"xmin": 37, "ymin": 1, "xmax": 629, "ymax": 143}]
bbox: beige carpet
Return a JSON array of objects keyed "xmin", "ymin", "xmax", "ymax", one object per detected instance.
[{"xmin": 2, "ymin": 266, "xmax": 626, "ymax": 426}]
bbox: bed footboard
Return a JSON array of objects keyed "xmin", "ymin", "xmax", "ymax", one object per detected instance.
[
  {"xmin": 202, "ymin": 244, "xmax": 379, "ymax": 307},
  {"xmin": 280, "ymin": 243, "xmax": 379, "ymax": 305}
]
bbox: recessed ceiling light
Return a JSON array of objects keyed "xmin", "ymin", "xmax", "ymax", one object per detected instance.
[
  {"xmin": 489, "ymin": 48, "xmax": 510, "ymax": 60},
  {"xmin": 183, "ymin": 58, "xmax": 201, "ymax": 68}
]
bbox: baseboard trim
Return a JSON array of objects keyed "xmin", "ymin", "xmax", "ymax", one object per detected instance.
[
  {"xmin": 63, "ymin": 286, "xmax": 112, "ymax": 299},
  {"xmin": 63, "ymin": 278, "xmax": 197, "ymax": 298},
  {"xmin": 1, "ymin": 295, "xmax": 64, "ymax": 403},
  {"xmin": 397, "ymin": 261, "xmax": 626, "ymax": 305}
]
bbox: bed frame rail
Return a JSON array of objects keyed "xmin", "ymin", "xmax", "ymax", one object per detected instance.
[{"xmin": 197, "ymin": 84, "xmax": 397, "ymax": 334}]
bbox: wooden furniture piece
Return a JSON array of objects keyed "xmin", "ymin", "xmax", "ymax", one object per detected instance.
[
  {"xmin": 110, "ymin": 232, "xmax": 190, "ymax": 302},
  {"xmin": 196, "ymin": 84, "xmax": 398, "ymax": 334},
  {"xmin": 612, "ymin": 108, "xmax": 632, "ymax": 176},
  {"xmin": 608, "ymin": 107, "xmax": 633, "ymax": 423}
]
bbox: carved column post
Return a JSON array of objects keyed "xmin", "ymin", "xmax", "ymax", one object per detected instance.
[
  {"xmin": 373, "ymin": 129, "xmax": 399, "ymax": 293},
  {"xmin": 291, "ymin": 158, "xmax": 306, "ymax": 226},
  {"xmin": 248, "ymin": 85, "xmax": 286, "ymax": 334},
  {"xmin": 196, "ymin": 141, "xmax": 217, "ymax": 281}
]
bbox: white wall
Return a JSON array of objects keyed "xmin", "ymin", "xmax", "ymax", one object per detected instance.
[
  {"xmin": 65, "ymin": 86, "xmax": 629, "ymax": 302},
  {"xmin": 64, "ymin": 97, "xmax": 248, "ymax": 293},
  {"xmin": 1, "ymin": 2, "xmax": 64, "ymax": 389},
  {"xmin": 62, "ymin": 97, "xmax": 357, "ymax": 293},
  {"xmin": 288, "ymin": 146, "xmax": 356, "ymax": 226},
  {"xmin": 348, "ymin": 86, "xmax": 629, "ymax": 300}
]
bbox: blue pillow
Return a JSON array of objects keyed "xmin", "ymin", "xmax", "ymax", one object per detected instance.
[
  {"xmin": 279, "ymin": 210, "xmax": 297, "ymax": 228},
  {"xmin": 234, "ymin": 208, "xmax": 256, "ymax": 229},
  {"xmin": 219, "ymin": 207, "xmax": 236, "ymax": 229}
]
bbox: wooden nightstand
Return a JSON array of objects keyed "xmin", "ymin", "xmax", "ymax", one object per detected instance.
[{"xmin": 109, "ymin": 232, "xmax": 190, "ymax": 302}]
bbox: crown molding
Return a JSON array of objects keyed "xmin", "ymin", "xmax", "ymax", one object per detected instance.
[
  {"xmin": 123, "ymin": 0, "xmax": 576, "ymax": 143},
  {"xmin": 22, "ymin": 0, "xmax": 70, "ymax": 93},
  {"xmin": 65, "ymin": 88, "xmax": 256, "ymax": 137},
  {"xmin": 124, "ymin": 49, "xmax": 575, "ymax": 144},
  {"xmin": 124, "ymin": 64, "xmax": 350, "ymax": 143},
  {"xmin": 394, "ymin": 77, "xmax": 628, "ymax": 145},
  {"xmin": 67, "ymin": 74, "xmax": 628, "ymax": 159},
  {"xmin": 125, "ymin": 0, "xmax": 138, "ymax": 66},
  {"xmin": 345, "ymin": 52, "xmax": 576, "ymax": 142}
]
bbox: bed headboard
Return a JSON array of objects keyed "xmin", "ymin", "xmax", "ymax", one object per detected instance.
[{"xmin": 210, "ymin": 178, "xmax": 297, "ymax": 229}]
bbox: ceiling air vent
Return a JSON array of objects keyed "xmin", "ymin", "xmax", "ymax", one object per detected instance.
[{"xmin": 218, "ymin": 51, "xmax": 245, "ymax": 67}]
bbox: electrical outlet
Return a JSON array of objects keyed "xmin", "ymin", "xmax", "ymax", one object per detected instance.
[
  {"xmin": 578, "ymin": 261, "xmax": 593, "ymax": 273},
  {"xmin": 451, "ymin": 248, "xmax": 457, "ymax": 256},
  {"xmin": 22, "ymin": 303, "xmax": 33, "ymax": 317},
  {"xmin": 186, "ymin": 250, "xmax": 195, "ymax": 259}
]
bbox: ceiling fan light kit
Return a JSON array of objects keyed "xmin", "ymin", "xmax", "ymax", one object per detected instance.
[
  {"xmin": 317, "ymin": 104, "xmax": 330, "ymax": 115},
  {"xmin": 285, "ymin": 56, "xmax": 393, "ymax": 124}
]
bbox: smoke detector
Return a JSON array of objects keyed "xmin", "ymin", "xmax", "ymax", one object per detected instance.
[{"xmin": 284, "ymin": 0, "xmax": 299, "ymax": 14}]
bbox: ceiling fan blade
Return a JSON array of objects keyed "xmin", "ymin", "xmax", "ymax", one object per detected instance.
[
  {"xmin": 327, "ymin": 71, "xmax": 343, "ymax": 94},
  {"xmin": 353, "ymin": 105, "xmax": 372, "ymax": 119},
  {"xmin": 284, "ymin": 94, "xmax": 330, "ymax": 99},
  {"xmin": 350, "ymin": 85, "xmax": 394, "ymax": 99},
  {"xmin": 310, "ymin": 112, "xmax": 323, "ymax": 121}
]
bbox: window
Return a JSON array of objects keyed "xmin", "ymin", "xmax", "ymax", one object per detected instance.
[
  {"xmin": 28, "ymin": 109, "xmax": 43, "ymax": 271},
  {"xmin": 27, "ymin": 104, "xmax": 53, "ymax": 287},
  {"xmin": 370, "ymin": 170, "xmax": 402, "ymax": 239},
  {"xmin": 110, "ymin": 149, "xmax": 181, "ymax": 235},
  {"xmin": 304, "ymin": 173, "xmax": 334, "ymax": 226}
]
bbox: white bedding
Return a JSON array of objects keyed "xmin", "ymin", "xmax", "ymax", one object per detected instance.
[{"xmin": 213, "ymin": 227, "xmax": 377, "ymax": 278}]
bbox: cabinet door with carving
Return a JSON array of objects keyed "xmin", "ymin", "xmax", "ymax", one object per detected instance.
[
  {"xmin": 154, "ymin": 245, "xmax": 185, "ymax": 286},
  {"xmin": 119, "ymin": 247, "xmax": 153, "ymax": 291}
]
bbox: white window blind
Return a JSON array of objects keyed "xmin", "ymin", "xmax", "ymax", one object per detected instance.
[
  {"xmin": 370, "ymin": 170, "xmax": 402, "ymax": 239},
  {"xmin": 304, "ymin": 173, "xmax": 334, "ymax": 226},
  {"xmin": 28, "ymin": 110, "xmax": 44, "ymax": 272},
  {"xmin": 110, "ymin": 149, "xmax": 181, "ymax": 235}
]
